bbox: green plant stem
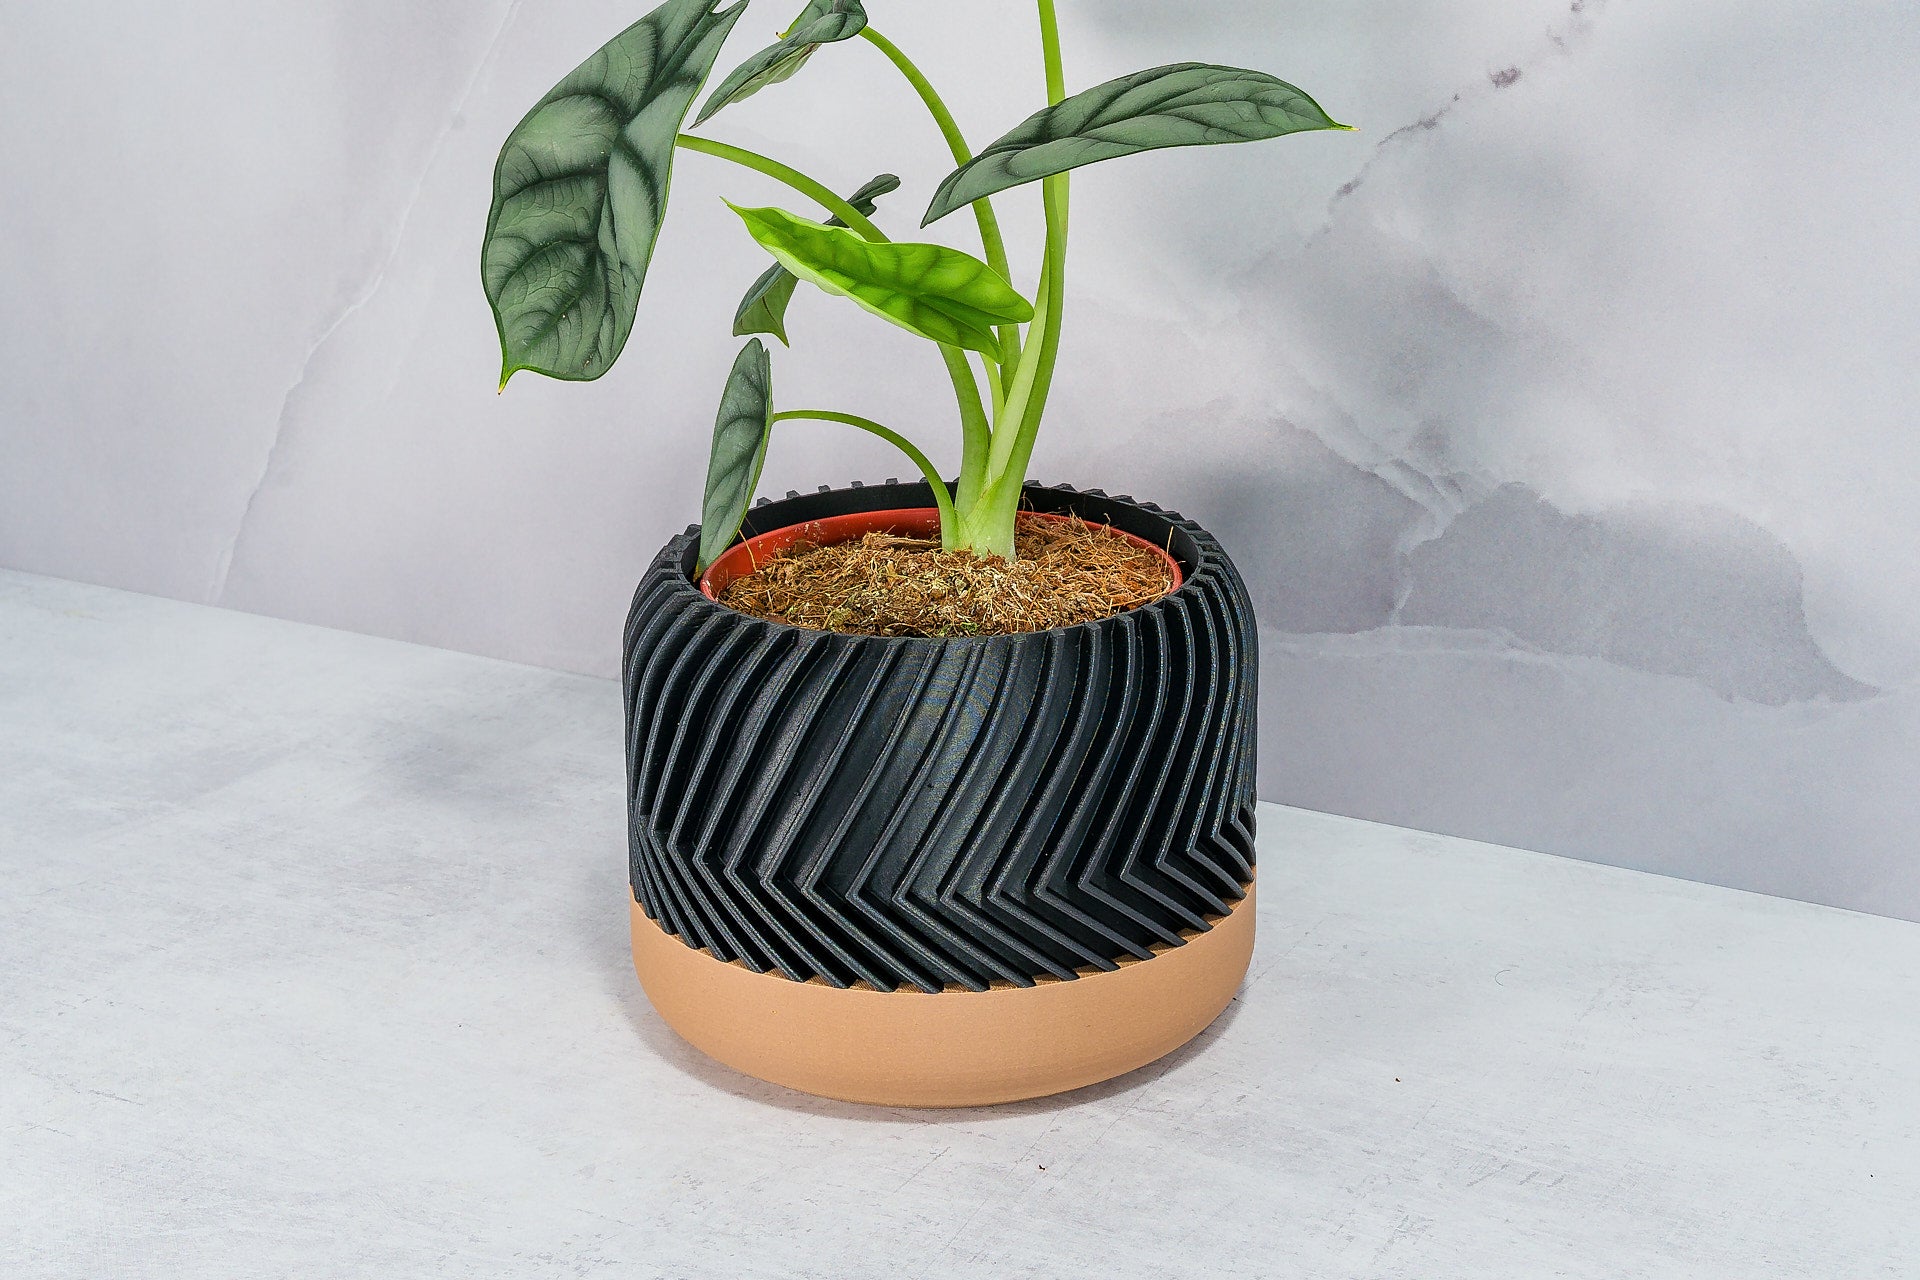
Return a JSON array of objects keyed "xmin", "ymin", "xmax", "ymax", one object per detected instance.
[
  {"xmin": 944, "ymin": 347, "xmax": 992, "ymax": 513},
  {"xmin": 958, "ymin": 0, "xmax": 1071, "ymax": 558},
  {"xmin": 770, "ymin": 410, "xmax": 958, "ymax": 545},
  {"xmin": 677, "ymin": 132, "xmax": 992, "ymax": 529},
  {"xmin": 1013, "ymin": 1, "xmax": 1070, "ymax": 482},
  {"xmin": 963, "ymin": 180, "xmax": 1068, "ymax": 554},
  {"xmin": 989, "ymin": 177, "xmax": 1068, "ymax": 503},
  {"xmin": 1038, "ymin": 0, "xmax": 1066, "ymax": 102},
  {"xmin": 984, "ymin": 256, "xmax": 1048, "ymax": 482},
  {"xmin": 978, "ymin": 350, "xmax": 1007, "ymax": 423},
  {"xmin": 858, "ymin": 26, "xmax": 1021, "ymax": 372},
  {"xmin": 673, "ymin": 135, "xmax": 883, "ymax": 241}
]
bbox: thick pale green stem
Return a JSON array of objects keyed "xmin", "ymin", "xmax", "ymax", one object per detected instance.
[
  {"xmin": 989, "ymin": 179, "xmax": 1068, "ymax": 497},
  {"xmin": 859, "ymin": 26, "xmax": 1021, "ymax": 372},
  {"xmin": 942, "ymin": 347, "xmax": 993, "ymax": 513},
  {"xmin": 986, "ymin": 256, "xmax": 1049, "ymax": 482},
  {"xmin": 978, "ymin": 350, "xmax": 1007, "ymax": 424},
  {"xmin": 770, "ymin": 410, "xmax": 959, "ymax": 545},
  {"xmin": 1038, "ymin": 0, "xmax": 1066, "ymax": 101},
  {"xmin": 956, "ymin": 0, "xmax": 1071, "ymax": 560},
  {"xmin": 960, "ymin": 175, "xmax": 1067, "ymax": 557},
  {"xmin": 673, "ymin": 135, "xmax": 882, "ymax": 240},
  {"xmin": 677, "ymin": 132, "xmax": 992, "ymax": 520}
]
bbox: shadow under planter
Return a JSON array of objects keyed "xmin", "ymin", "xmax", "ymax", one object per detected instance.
[{"xmin": 622, "ymin": 481, "xmax": 1260, "ymax": 1106}]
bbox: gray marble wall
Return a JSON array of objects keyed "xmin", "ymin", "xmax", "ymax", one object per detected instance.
[{"xmin": 5, "ymin": 2, "xmax": 1915, "ymax": 918}]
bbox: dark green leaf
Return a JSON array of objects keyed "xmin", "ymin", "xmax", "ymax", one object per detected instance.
[
  {"xmin": 698, "ymin": 339, "xmax": 775, "ymax": 572},
  {"xmin": 924, "ymin": 63, "xmax": 1349, "ymax": 226},
  {"xmin": 733, "ymin": 173, "xmax": 900, "ymax": 344},
  {"xmin": 693, "ymin": 0, "xmax": 867, "ymax": 126},
  {"xmin": 776, "ymin": 0, "xmax": 848, "ymax": 38},
  {"xmin": 483, "ymin": 0, "xmax": 748, "ymax": 387},
  {"xmin": 733, "ymin": 266, "xmax": 802, "ymax": 347},
  {"xmin": 730, "ymin": 204, "xmax": 1032, "ymax": 360}
]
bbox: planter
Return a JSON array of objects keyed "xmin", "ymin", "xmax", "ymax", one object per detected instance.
[{"xmin": 623, "ymin": 480, "xmax": 1259, "ymax": 1106}]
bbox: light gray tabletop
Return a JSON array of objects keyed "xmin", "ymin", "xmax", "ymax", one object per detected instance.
[{"xmin": 3, "ymin": 568, "xmax": 1915, "ymax": 1279}]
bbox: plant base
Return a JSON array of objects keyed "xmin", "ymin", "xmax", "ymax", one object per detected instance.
[
  {"xmin": 629, "ymin": 881, "xmax": 1255, "ymax": 1108},
  {"xmin": 703, "ymin": 506, "xmax": 1180, "ymax": 637}
]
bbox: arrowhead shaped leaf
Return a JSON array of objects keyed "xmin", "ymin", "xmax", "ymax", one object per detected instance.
[
  {"xmin": 483, "ymin": 0, "xmax": 748, "ymax": 387},
  {"xmin": 698, "ymin": 339, "xmax": 775, "ymax": 572},
  {"xmin": 729, "ymin": 204, "xmax": 1032, "ymax": 360},
  {"xmin": 694, "ymin": 0, "xmax": 868, "ymax": 126},
  {"xmin": 924, "ymin": 63, "xmax": 1349, "ymax": 226},
  {"xmin": 733, "ymin": 173, "xmax": 900, "ymax": 345}
]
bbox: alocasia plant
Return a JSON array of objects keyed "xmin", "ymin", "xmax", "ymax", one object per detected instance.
[{"xmin": 484, "ymin": 0, "xmax": 1348, "ymax": 566}]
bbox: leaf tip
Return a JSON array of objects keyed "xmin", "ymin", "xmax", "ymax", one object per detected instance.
[{"xmin": 733, "ymin": 318, "xmax": 791, "ymax": 348}]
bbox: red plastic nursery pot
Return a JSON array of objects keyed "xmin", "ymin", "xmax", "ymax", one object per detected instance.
[
  {"xmin": 623, "ymin": 480, "xmax": 1259, "ymax": 1107},
  {"xmin": 698, "ymin": 506, "xmax": 1185, "ymax": 599}
]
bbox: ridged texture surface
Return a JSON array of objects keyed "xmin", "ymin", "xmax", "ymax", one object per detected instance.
[{"xmin": 623, "ymin": 482, "xmax": 1258, "ymax": 992}]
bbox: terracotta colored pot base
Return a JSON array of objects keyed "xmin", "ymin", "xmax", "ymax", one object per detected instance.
[{"xmin": 629, "ymin": 883, "xmax": 1256, "ymax": 1107}]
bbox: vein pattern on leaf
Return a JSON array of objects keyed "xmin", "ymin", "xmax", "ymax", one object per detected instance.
[
  {"xmin": 734, "ymin": 173, "xmax": 900, "ymax": 345},
  {"xmin": 732, "ymin": 205, "xmax": 1031, "ymax": 360},
  {"xmin": 925, "ymin": 62, "xmax": 1346, "ymax": 225},
  {"xmin": 483, "ymin": 0, "xmax": 748, "ymax": 384}
]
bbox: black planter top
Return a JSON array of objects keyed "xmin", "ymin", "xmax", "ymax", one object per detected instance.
[{"xmin": 623, "ymin": 482, "xmax": 1260, "ymax": 991}]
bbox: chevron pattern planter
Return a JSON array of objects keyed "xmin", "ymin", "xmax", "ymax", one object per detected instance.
[{"xmin": 623, "ymin": 481, "xmax": 1259, "ymax": 1105}]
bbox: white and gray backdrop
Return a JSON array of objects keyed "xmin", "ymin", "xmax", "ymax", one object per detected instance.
[{"xmin": 5, "ymin": 1, "xmax": 1916, "ymax": 919}]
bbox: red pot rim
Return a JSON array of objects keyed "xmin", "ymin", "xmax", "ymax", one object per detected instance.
[{"xmin": 699, "ymin": 507, "xmax": 1185, "ymax": 600}]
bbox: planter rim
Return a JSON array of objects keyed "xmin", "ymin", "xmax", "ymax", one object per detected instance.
[
  {"xmin": 698, "ymin": 506, "xmax": 1186, "ymax": 602},
  {"xmin": 652, "ymin": 481, "xmax": 1220, "ymax": 648}
]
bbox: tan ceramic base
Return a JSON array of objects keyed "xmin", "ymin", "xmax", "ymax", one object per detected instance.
[{"xmin": 629, "ymin": 882, "xmax": 1255, "ymax": 1107}]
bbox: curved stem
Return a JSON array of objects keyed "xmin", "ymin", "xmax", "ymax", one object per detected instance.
[
  {"xmin": 858, "ymin": 26, "xmax": 1021, "ymax": 369},
  {"xmin": 679, "ymin": 133, "xmax": 994, "ymax": 499},
  {"xmin": 942, "ymin": 347, "xmax": 992, "ymax": 513},
  {"xmin": 986, "ymin": 256, "xmax": 1049, "ymax": 481},
  {"xmin": 980, "ymin": 345, "xmax": 1006, "ymax": 416},
  {"xmin": 962, "ymin": 0, "xmax": 1071, "ymax": 558},
  {"xmin": 674, "ymin": 135, "xmax": 884, "ymax": 242},
  {"xmin": 978, "ymin": 350, "xmax": 1007, "ymax": 424},
  {"xmin": 991, "ymin": 176, "xmax": 1069, "ymax": 496},
  {"xmin": 988, "ymin": 0, "xmax": 1069, "ymax": 486},
  {"xmin": 1038, "ymin": 0, "xmax": 1066, "ymax": 102},
  {"xmin": 983, "ymin": 262, "xmax": 1044, "ymax": 483},
  {"xmin": 770, "ymin": 410, "xmax": 959, "ymax": 545},
  {"xmin": 965, "ymin": 178, "xmax": 1068, "ymax": 555}
]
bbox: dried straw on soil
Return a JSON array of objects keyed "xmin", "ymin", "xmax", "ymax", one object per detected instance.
[{"xmin": 718, "ymin": 513, "xmax": 1175, "ymax": 637}]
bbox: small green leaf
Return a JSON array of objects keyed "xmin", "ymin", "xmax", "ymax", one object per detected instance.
[
  {"xmin": 729, "ymin": 204, "xmax": 1032, "ymax": 360},
  {"xmin": 698, "ymin": 339, "xmax": 775, "ymax": 572},
  {"xmin": 483, "ymin": 0, "xmax": 749, "ymax": 387},
  {"xmin": 694, "ymin": 0, "xmax": 868, "ymax": 126},
  {"xmin": 733, "ymin": 266, "xmax": 803, "ymax": 348},
  {"xmin": 733, "ymin": 173, "xmax": 900, "ymax": 345},
  {"xmin": 924, "ymin": 63, "xmax": 1349, "ymax": 226}
]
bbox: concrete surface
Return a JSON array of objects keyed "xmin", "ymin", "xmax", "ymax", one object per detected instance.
[{"xmin": 3, "ymin": 569, "xmax": 1916, "ymax": 1278}]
